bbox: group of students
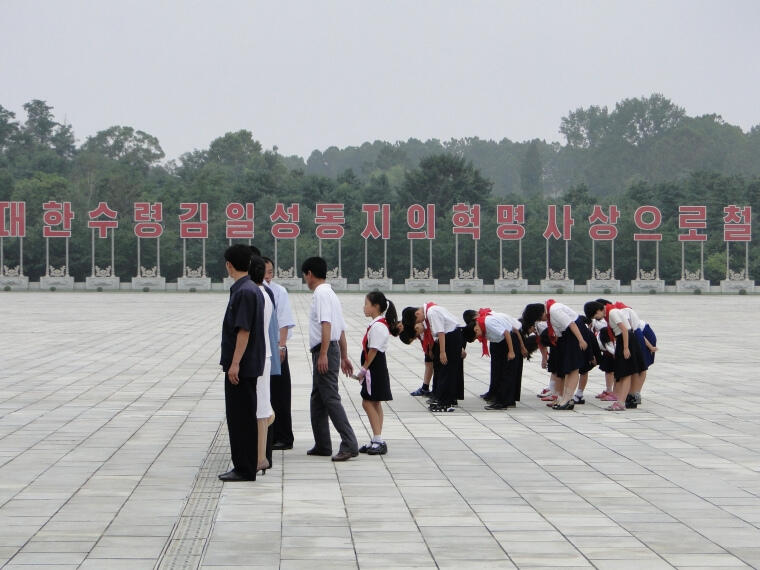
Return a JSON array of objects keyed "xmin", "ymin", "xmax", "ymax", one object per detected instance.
[{"xmin": 220, "ymin": 244, "xmax": 658, "ymax": 481}]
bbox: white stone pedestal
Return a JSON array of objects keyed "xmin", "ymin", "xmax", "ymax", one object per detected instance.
[
  {"xmin": 359, "ymin": 278, "xmax": 393, "ymax": 292},
  {"xmin": 223, "ymin": 277, "xmax": 235, "ymax": 290},
  {"xmin": 675, "ymin": 279, "xmax": 710, "ymax": 293},
  {"xmin": 449, "ymin": 279, "xmax": 484, "ymax": 293},
  {"xmin": 86, "ymin": 276, "xmax": 121, "ymax": 290},
  {"xmin": 177, "ymin": 277, "xmax": 212, "ymax": 291},
  {"xmin": 540, "ymin": 279, "xmax": 575, "ymax": 293},
  {"xmin": 40, "ymin": 276, "xmax": 75, "ymax": 290},
  {"xmin": 630, "ymin": 279, "xmax": 665, "ymax": 293},
  {"xmin": 275, "ymin": 278, "xmax": 303, "ymax": 291},
  {"xmin": 0, "ymin": 276, "xmax": 29, "ymax": 290},
  {"xmin": 327, "ymin": 277, "xmax": 348, "ymax": 291},
  {"xmin": 132, "ymin": 277, "xmax": 167, "ymax": 291},
  {"xmin": 720, "ymin": 279, "xmax": 754, "ymax": 293},
  {"xmin": 494, "ymin": 278, "xmax": 529, "ymax": 292},
  {"xmin": 585, "ymin": 279, "xmax": 621, "ymax": 294},
  {"xmin": 405, "ymin": 278, "xmax": 439, "ymax": 292}
]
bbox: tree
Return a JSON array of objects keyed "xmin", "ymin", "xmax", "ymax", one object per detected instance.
[
  {"xmin": 0, "ymin": 105, "xmax": 20, "ymax": 152},
  {"xmin": 559, "ymin": 105, "xmax": 610, "ymax": 148},
  {"xmin": 520, "ymin": 140, "xmax": 543, "ymax": 196},
  {"xmin": 80, "ymin": 126, "xmax": 164, "ymax": 169}
]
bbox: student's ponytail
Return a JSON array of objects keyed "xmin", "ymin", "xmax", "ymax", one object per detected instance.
[{"xmin": 385, "ymin": 300, "xmax": 400, "ymax": 337}]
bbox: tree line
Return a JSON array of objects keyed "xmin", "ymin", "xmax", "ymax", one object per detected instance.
[{"xmin": 1, "ymin": 96, "xmax": 758, "ymax": 284}]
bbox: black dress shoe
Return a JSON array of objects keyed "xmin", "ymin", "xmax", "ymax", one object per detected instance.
[
  {"xmin": 271, "ymin": 441, "xmax": 293, "ymax": 450},
  {"xmin": 306, "ymin": 447, "xmax": 332, "ymax": 456},
  {"xmin": 366, "ymin": 442, "xmax": 387, "ymax": 455},
  {"xmin": 484, "ymin": 403, "xmax": 509, "ymax": 410},
  {"xmin": 359, "ymin": 443, "xmax": 371, "ymax": 453},
  {"xmin": 552, "ymin": 401, "xmax": 575, "ymax": 410},
  {"xmin": 331, "ymin": 450, "xmax": 358, "ymax": 461},
  {"xmin": 218, "ymin": 469, "xmax": 254, "ymax": 482}
]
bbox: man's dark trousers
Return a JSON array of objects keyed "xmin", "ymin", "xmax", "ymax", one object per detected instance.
[{"xmin": 224, "ymin": 373, "xmax": 258, "ymax": 478}]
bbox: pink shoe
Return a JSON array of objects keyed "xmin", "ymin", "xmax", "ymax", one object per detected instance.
[
  {"xmin": 606, "ymin": 401, "xmax": 625, "ymax": 411},
  {"xmin": 595, "ymin": 391, "xmax": 609, "ymax": 399},
  {"xmin": 537, "ymin": 388, "xmax": 551, "ymax": 398},
  {"xmin": 600, "ymin": 393, "xmax": 618, "ymax": 401},
  {"xmin": 540, "ymin": 394, "xmax": 558, "ymax": 402}
]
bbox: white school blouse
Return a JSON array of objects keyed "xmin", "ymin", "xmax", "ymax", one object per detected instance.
[
  {"xmin": 548, "ymin": 303, "xmax": 578, "ymax": 337},
  {"xmin": 606, "ymin": 308, "xmax": 630, "ymax": 338},
  {"xmin": 484, "ymin": 313, "xmax": 520, "ymax": 343},
  {"xmin": 425, "ymin": 304, "xmax": 458, "ymax": 336},
  {"xmin": 366, "ymin": 316, "xmax": 390, "ymax": 352},
  {"xmin": 268, "ymin": 280, "xmax": 295, "ymax": 340}
]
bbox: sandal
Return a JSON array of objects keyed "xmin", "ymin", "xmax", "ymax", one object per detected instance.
[{"xmin": 605, "ymin": 401, "xmax": 625, "ymax": 411}]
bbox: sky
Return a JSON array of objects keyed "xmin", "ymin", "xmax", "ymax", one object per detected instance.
[{"xmin": 1, "ymin": 0, "xmax": 759, "ymax": 161}]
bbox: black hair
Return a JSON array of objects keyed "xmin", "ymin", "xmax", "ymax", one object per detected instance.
[
  {"xmin": 401, "ymin": 307, "xmax": 418, "ymax": 337},
  {"xmin": 366, "ymin": 291, "xmax": 400, "ymax": 337},
  {"xmin": 249, "ymin": 255, "xmax": 266, "ymax": 285},
  {"xmin": 539, "ymin": 327, "xmax": 551, "ymax": 347},
  {"xmin": 521, "ymin": 303, "xmax": 545, "ymax": 334},
  {"xmin": 462, "ymin": 309, "xmax": 477, "ymax": 324},
  {"xmin": 301, "ymin": 256, "xmax": 327, "ymax": 279},
  {"xmin": 584, "ymin": 301, "xmax": 605, "ymax": 321},
  {"xmin": 398, "ymin": 326, "xmax": 416, "ymax": 345},
  {"xmin": 224, "ymin": 244, "xmax": 253, "ymax": 272},
  {"xmin": 523, "ymin": 334, "xmax": 539, "ymax": 359},
  {"xmin": 249, "ymin": 245, "xmax": 262, "ymax": 257},
  {"xmin": 262, "ymin": 256, "xmax": 274, "ymax": 266},
  {"xmin": 595, "ymin": 298, "xmax": 612, "ymax": 306},
  {"xmin": 462, "ymin": 320, "xmax": 477, "ymax": 343}
]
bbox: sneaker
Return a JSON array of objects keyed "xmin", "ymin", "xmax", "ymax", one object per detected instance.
[
  {"xmin": 410, "ymin": 386, "xmax": 430, "ymax": 396},
  {"xmin": 367, "ymin": 442, "xmax": 387, "ymax": 455},
  {"xmin": 537, "ymin": 388, "xmax": 551, "ymax": 398},
  {"xmin": 625, "ymin": 395, "xmax": 638, "ymax": 409},
  {"xmin": 606, "ymin": 401, "xmax": 625, "ymax": 411},
  {"xmin": 600, "ymin": 393, "xmax": 618, "ymax": 401},
  {"xmin": 541, "ymin": 394, "xmax": 558, "ymax": 402},
  {"xmin": 595, "ymin": 391, "xmax": 609, "ymax": 399},
  {"xmin": 573, "ymin": 395, "xmax": 585, "ymax": 404}
]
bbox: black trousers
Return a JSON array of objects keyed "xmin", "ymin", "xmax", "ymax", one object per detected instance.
[
  {"xmin": 431, "ymin": 329, "xmax": 465, "ymax": 405},
  {"xmin": 270, "ymin": 353, "xmax": 294, "ymax": 446},
  {"xmin": 224, "ymin": 373, "xmax": 258, "ymax": 478},
  {"xmin": 490, "ymin": 334, "xmax": 524, "ymax": 405}
]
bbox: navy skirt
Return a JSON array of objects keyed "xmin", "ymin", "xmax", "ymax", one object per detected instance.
[
  {"xmin": 360, "ymin": 351, "xmax": 393, "ymax": 401},
  {"xmin": 557, "ymin": 317, "xmax": 596, "ymax": 376},
  {"xmin": 635, "ymin": 325, "xmax": 657, "ymax": 369},
  {"xmin": 613, "ymin": 331, "xmax": 646, "ymax": 380}
]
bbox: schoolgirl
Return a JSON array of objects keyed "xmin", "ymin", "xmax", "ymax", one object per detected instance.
[
  {"xmin": 522, "ymin": 300, "xmax": 596, "ymax": 410},
  {"xmin": 584, "ymin": 301, "xmax": 645, "ymax": 411},
  {"xmin": 402, "ymin": 321, "xmax": 435, "ymax": 398},
  {"xmin": 357, "ymin": 291, "xmax": 400, "ymax": 455},
  {"xmin": 402, "ymin": 302, "xmax": 464, "ymax": 412},
  {"xmin": 462, "ymin": 308, "xmax": 527, "ymax": 410},
  {"xmin": 631, "ymin": 316, "xmax": 657, "ymax": 406}
]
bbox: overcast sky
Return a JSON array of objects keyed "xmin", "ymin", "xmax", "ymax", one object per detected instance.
[{"xmin": 2, "ymin": 0, "xmax": 758, "ymax": 161}]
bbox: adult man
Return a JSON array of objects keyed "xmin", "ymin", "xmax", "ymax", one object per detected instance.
[
  {"xmin": 218, "ymin": 244, "xmax": 265, "ymax": 481},
  {"xmin": 302, "ymin": 256, "xmax": 358, "ymax": 462},
  {"xmin": 263, "ymin": 257, "xmax": 296, "ymax": 450}
]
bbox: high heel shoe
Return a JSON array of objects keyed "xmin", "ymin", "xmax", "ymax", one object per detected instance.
[
  {"xmin": 257, "ymin": 460, "xmax": 270, "ymax": 475},
  {"xmin": 552, "ymin": 400, "xmax": 575, "ymax": 410}
]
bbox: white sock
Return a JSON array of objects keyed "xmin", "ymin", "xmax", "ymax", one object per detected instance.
[
  {"xmin": 372, "ymin": 435, "xmax": 383, "ymax": 444},
  {"xmin": 575, "ymin": 389, "xmax": 583, "ymax": 397}
]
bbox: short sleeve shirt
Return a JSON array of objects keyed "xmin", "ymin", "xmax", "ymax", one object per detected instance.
[
  {"xmin": 484, "ymin": 313, "xmax": 519, "ymax": 342},
  {"xmin": 309, "ymin": 283, "xmax": 347, "ymax": 349},
  {"xmin": 549, "ymin": 303, "xmax": 578, "ymax": 337},
  {"xmin": 269, "ymin": 280, "xmax": 295, "ymax": 340},
  {"xmin": 607, "ymin": 308, "xmax": 629, "ymax": 337},
  {"xmin": 366, "ymin": 316, "xmax": 390, "ymax": 352},
  {"xmin": 220, "ymin": 275, "xmax": 265, "ymax": 377},
  {"xmin": 425, "ymin": 304, "xmax": 458, "ymax": 336}
]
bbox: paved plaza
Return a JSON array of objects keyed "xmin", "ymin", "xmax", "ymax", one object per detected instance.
[{"xmin": 1, "ymin": 291, "xmax": 760, "ymax": 569}]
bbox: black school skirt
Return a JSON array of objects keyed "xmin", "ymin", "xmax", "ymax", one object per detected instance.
[
  {"xmin": 613, "ymin": 332, "xmax": 646, "ymax": 380},
  {"xmin": 360, "ymin": 351, "xmax": 393, "ymax": 401},
  {"xmin": 557, "ymin": 317, "xmax": 595, "ymax": 376}
]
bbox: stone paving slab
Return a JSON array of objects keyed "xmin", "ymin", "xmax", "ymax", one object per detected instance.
[{"xmin": 1, "ymin": 291, "xmax": 760, "ymax": 569}]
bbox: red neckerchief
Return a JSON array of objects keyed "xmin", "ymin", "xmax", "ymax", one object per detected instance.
[
  {"xmin": 475, "ymin": 308, "xmax": 492, "ymax": 357},
  {"xmin": 546, "ymin": 299, "xmax": 558, "ymax": 346},
  {"xmin": 362, "ymin": 317, "xmax": 389, "ymax": 359},
  {"xmin": 604, "ymin": 302, "xmax": 629, "ymax": 341},
  {"xmin": 420, "ymin": 302, "xmax": 436, "ymax": 354}
]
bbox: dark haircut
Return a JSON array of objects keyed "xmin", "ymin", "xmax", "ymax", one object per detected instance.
[
  {"xmin": 249, "ymin": 245, "xmax": 262, "ymax": 257},
  {"xmin": 249, "ymin": 255, "xmax": 266, "ymax": 285},
  {"xmin": 462, "ymin": 320, "xmax": 477, "ymax": 343},
  {"xmin": 401, "ymin": 307, "xmax": 419, "ymax": 337},
  {"xmin": 398, "ymin": 326, "xmax": 416, "ymax": 345},
  {"xmin": 521, "ymin": 303, "xmax": 546, "ymax": 334},
  {"xmin": 539, "ymin": 327, "xmax": 551, "ymax": 347},
  {"xmin": 584, "ymin": 301, "xmax": 605, "ymax": 321},
  {"xmin": 523, "ymin": 334, "xmax": 539, "ymax": 359},
  {"xmin": 301, "ymin": 256, "xmax": 327, "ymax": 279},
  {"xmin": 366, "ymin": 291, "xmax": 400, "ymax": 337},
  {"xmin": 262, "ymin": 256, "xmax": 274, "ymax": 266},
  {"xmin": 224, "ymin": 244, "xmax": 253, "ymax": 272},
  {"xmin": 462, "ymin": 309, "xmax": 477, "ymax": 324},
  {"xmin": 595, "ymin": 298, "xmax": 612, "ymax": 306},
  {"xmin": 599, "ymin": 326, "xmax": 612, "ymax": 343}
]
